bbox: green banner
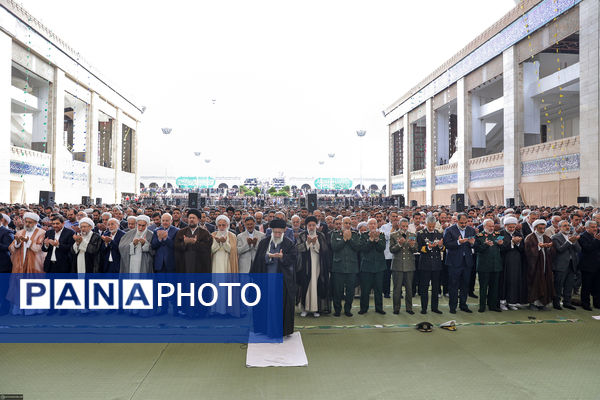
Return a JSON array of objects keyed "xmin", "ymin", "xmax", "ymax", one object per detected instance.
[
  {"xmin": 314, "ymin": 177, "xmax": 353, "ymax": 190},
  {"xmin": 176, "ymin": 176, "xmax": 216, "ymax": 188}
]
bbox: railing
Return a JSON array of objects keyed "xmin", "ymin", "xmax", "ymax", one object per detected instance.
[
  {"xmin": 520, "ymin": 136, "xmax": 579, "ymax": 162},
  {"xmin": 434, "ymin": 162, "xmax": 458, "ymax": 175},
  {"xmin": 468, "ymin": 152, "xmax": 504, "ymax": 169}
]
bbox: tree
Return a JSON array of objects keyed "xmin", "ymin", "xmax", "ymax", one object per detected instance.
[
  {"xmin": 253, "ymin": 187, "xmax": 261, "ymax": 195},
  {"xmin": 281, "ymin": 185, "xmax": 290, "ymax": 192},
  {"xmin": 267, "ymin": 186, "xmax": 277, "ymax": 194}
]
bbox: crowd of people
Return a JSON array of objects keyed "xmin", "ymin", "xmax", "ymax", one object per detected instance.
[{"xmin": 0, "ymin": 201, "xmax": 599, "ymax": 336}]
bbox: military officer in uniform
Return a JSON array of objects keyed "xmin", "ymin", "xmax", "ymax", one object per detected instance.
[
  {"xmin": 389, "ymin": 218, "xmax": 417, "ymax": 314},
  {"xmin": 474, "ymin": 219, "xmax": 504, "ymax": 312},
  {"xmin": 331, "ymin": 216, "xmax": 362, "ymax": 317},
  {"xmin": 416, "ymin": 215, "xmax": 444, "ymax": 314},
  {"xmin": 358, "ymin": 218, "xmax": 387, "ymax": 315}
]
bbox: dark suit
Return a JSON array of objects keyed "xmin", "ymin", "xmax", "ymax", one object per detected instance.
[
  {"xmin": 42, "ymin": 228, "xmax": 75, "ymax": 273},
  {"xmin": 0, "ymin": 226, "xmax": 14, "ymax": 314},
  {"xmin": 579, "ymin": 231, "xmax": 600, "ymax": 308},
  {"xmin": 551, "ymin": 233, "xmax": 581, "ymax": 306},
  {"xmin": 151, "ymin": 225, "xmax": 179, "ymax": 272},
  {"xmin": 100, "ymin": 229, "xmax": 125, "ymax": 273},
  {"xmin": 443, "ymin": 224, "xmax": 475, "ymax": 311}
]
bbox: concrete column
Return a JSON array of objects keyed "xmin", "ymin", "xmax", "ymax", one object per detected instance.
[
  {"xmin": 425, "ymin": 98, "xmax": 434, "ymax": 205},
  {"xmin": 114, "ymin": 110, "xmax": 122, "ymax": 203},
  {"xmin": 51, "ymin": 69, "xmax": 66, "ymax": 202},
  {"xmin": 503, "ymin": 46, "xmax": 523, "ymax": 205},
  {"xmin": 456, "ymin": 77, "xmax": 471, "ymax": 202},
  {"xmin": 388, "ymin": 128, "xmax": 393, "ymax": 197},
  {"xmin": 471, "ymin": 94, "xmax": 486, "ymax": 158},
  {"xmin": 0, "ymin": 31, "xmax": 11, "ymax": 202},
  {"xmin": 402, "ymin": 114, "xmax": 411, "ymax": 200},
  {"xmin": 88, "ymin": 92, "xmax": 99, "ymax": 199},
  {"xmin": 522, "ymin": 61, "xmax": 541, "ymax": 145},
  {"xmin": 579, "ymin": 0, "xmax": 600, "ymax": 205}
]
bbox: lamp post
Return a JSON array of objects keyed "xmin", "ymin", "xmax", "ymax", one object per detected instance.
[
  {"xmin": 327, "ymin": 153, "xmax": 335, "ymax": 193},
  {"xmin": 356, "ymin": 130, "xmax": 366, "ymax": 195},
  {"xmin": 204, "ymin": 159, "xmax": 211, "ymax": 198},
  {"xmin": 161, "ymin": 128, "xmax": 172, "ymax": 199},
  {"xmin": 193, "ymin": 152, "xmax": 201, "ymax": 192}
]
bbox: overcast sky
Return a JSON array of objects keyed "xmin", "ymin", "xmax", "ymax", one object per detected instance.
[{"xmin": 20, "ymin": 0, "xmax": 514, "ymax": 180}]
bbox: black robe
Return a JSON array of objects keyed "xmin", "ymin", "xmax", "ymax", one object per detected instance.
[
  {"xmin": 499, "ymin": 229, "xmax": 525, "ymax": 304},
  {"xmin": 251, "ymin": 235, "xmax": 297, "ymax": 337},
  {"xmin": 174, "ymin": 227, "xmax": 213, "ymax": 273},
  {"xmin": 524, "ymin": 233, "xmax": 555, "ymax": 305},
  {"xmin": 295, "ymin": 231, "xmax": 331, "ymax": 314}
]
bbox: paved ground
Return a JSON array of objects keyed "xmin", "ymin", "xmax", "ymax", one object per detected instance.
[{"xmin": 1, "ymin": 297, "xmax": 599, "ymax": 400}]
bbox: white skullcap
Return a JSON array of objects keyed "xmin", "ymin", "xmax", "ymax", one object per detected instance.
[
  {"xmin": 136, "ymin": 215, "xmax": 151, "ymax": 224},
  {"xmin": 505, "ymin": 208, "xmax": 514, "ymax": 214},
  {"xmin": 532, "ymin": 219, "xmax": 546, "ymax": 229},
  {"xmin": 23, "ymin": 212, "xmax": 39, "ymax": 222},
  {"xmin": 216, "ymin": 214, "xmax": 230, "ymax": 226},
  {"xmin": 107, "ymin": 218, "xmax": 119, "ymax": 224},
  {"xmin": 504, "ymin": 217, "xmax": 518, "ymax": 225},
  {"xmin": 522, "ymin": 209, "xmax": 531, "ymax": 215},
  {"xmin": 127, "ymin": 215, "xmax": 137, "ymax": 221},
  {"xmin": 84, "ymin": 208, "xmax": 94, "ymax": 215},
  {"xmin": 1, "ymin": 213, "xmax": 11, "ymax": 224},
  {"xmin": 79, "ymin": 217, "xmax": 95, "ymax": 228}
]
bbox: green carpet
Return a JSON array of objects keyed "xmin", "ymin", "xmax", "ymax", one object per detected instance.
[{"xmin": 1, "ymin": 297, "xmax": 599, "ymax": 400}]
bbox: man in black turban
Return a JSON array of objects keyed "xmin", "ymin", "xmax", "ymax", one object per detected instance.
[{"xmin": 251, "ymin": 218, "xmax": 298, "ymax": 337}]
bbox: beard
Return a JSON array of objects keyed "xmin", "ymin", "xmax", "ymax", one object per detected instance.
[
  {"xmin": 308, "ymin": 229, "xmax": 317, "ymax": 236},
  {"xmin": 25, "ymin": 225, "xmax": 35, "ymax": 233},
  {"xmin": 188, "ymin": 223, "xmax": 198, "ymax": 229},
  {"xmin": 271, "ymin": 235, "xmax": 283, "ymax": 246}
]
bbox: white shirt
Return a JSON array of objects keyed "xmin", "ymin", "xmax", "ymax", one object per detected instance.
[
  {"xmin": 380, "ymin": 222, "xmax": 393, "ymax": 260},
  {"xmin": 51, "ymin": 228, "xmax": 63, "ymax": 262}
]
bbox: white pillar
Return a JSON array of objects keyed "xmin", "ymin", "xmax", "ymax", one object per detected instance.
[
  {"xmin": 471, "ymin": 94, "xmax": 486, "ymax": 157},
  {"xmin": 523, "ymin": 61, "xmax": 541, "ymax": 146},
  {"xmin": 425, "ymin": 98, "xmax": 434, "ymax": 205},
  {"xmin": 402, "ymin": 114, "xmax": 411, "ymax": 200},
  {"xmin": 0, "ymin": 31, "xmax": 11, "ymax": 202},
  {"xmin": 579, "ymin": 0, "xmax": 600, "ymax": 205},
  {"xmin": 51, "ymin": 69, "xmax": 66, "ymax": 202},
  {"xmin": 135, "ymin": 120, "xmax": 140, "ymax": 196},
  {"xmin": 457, "ymin": 77, "xmax": 471, "ymax": 202},
  {"xmin": 503, "ymin": 46, "xmax": 523, "ymax": 205},
  {"xmin": 114, "ymin": 110, "xmax": 122, "ymax": 203},
  {"xmin": 88, "ymin": 92, "xmax": 99, "ymax": 199}
]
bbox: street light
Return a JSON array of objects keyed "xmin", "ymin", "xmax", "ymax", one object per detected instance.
[
  {"xmin": 161, "ymin": 128, "xmax": 172, "ymax": 135},
  {"xmin": 356, "ymin": 130, "xmax": 366, "ymax": 194},
  {"xmin": 204, "ymin": 159, "xmax": 211, "ymax": 195},
  {"xmin": 193, "ymin": 152, "xmax": 202, "ymax": 190}
]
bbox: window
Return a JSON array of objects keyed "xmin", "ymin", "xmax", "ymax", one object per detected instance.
[
  {"xmin": 10, "ymin": 63, "xmax": 50, "ymax": 152},
  {"xmin": 64, "ymin": 92, "xmax": 89, "ymax": 162},
  {"xmin": 122, "ymin": 124, "xmax": 134, "ymax": 173},
  {"xmin": 392, "ymin": 129, "xmax": 403, "ymax": 175},
  {"xmin": 412, "ymin": 124, "xmax": 426, "ymax": 171},
  {"xmin": 98, "ymin": 111, "xmax": 113, "ymax": 168}
]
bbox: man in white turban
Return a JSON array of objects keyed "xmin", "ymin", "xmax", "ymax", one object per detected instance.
[
  {"xmin": 498, "ymin": 216, "xmax": 525, "ymax": 310},
  {"xmin": 71, "ymin": 217, "xmax": 102, "ymax": 273},
  {"xmin": 119, "ymin": 215, "xmax": 154, "ymax": 273},
  {"xmin": 211, "ymin": 215, "xmax": 238, "ymax": 274},
  {"xmin": 524, "ymin": 219, "xmax": 555, "ymax": 310}
]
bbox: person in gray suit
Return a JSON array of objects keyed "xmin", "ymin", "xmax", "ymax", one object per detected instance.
[
  {"xmin": 237, "ymin": 216, "xmax": 265, "ymax": 273},
  {"xmin": 389, "ymin": 218, "xmax": 417, "ymax": 314},
  {"xmin": 551, "ymin": 220, "xmax": 581, "ymax": 310}
]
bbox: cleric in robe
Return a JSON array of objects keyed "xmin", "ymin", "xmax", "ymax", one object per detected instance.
[
  {"xmin": 524, "ymin": 219, "xmax": 555, "ymax": 310},
  {"xmin": 119, "ymin": 215, "xmax": 154, "ymax": 273},
  {"xmin": 174, "ymin": 209, "xmax": 213, "ymax": 273},
  {"xmin": 251, "ymin": 218, "xmax": 298, "ymax": 337},
  {"xmin": 295, "ymin": 216, "xmax": 331, "ymax": 316},
  {"xmin": 71, "ymin": 217, "xmax": 102, "ymax": 273}
]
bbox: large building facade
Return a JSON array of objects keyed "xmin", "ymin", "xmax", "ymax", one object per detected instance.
[
  {"xmin": 385, "ymin": 0, "xmax": 598, "ymax": 207},
  {"xmin": 0, "ymin": 0, "xmax": 142, "ymax": 205}
]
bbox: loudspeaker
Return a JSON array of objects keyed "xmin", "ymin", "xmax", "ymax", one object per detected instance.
[
  {"xmin": 95, "ymin": 198, "xmax": 102, "ymax": 205},
  {"xmin": 397, "ymin": 194, "xmax": 405, "ymax": 208},
  {"xmin": 188, "ymin": 192, "xmax": 199, "ymax": 208},
  {"xmin": 81, "ymin": 196, "xmax": 91, "ymax": 206},
  {"xmin": 477, "ymin": 200, "xmax": 484, "ymax": 207},
  {"xmin": 307, "ymin": 193, "xmax": 317, "ymax": 212},
  {"xmin": 300, "ymin": 198, "xmax": 306, "ymax": 207},
  {"xmin": 39, "ymin": 191, "xmax": 55, "ymax": 207},
  {"xmin": 577, "ymin": 196, "xmax": 590, "ymax": 203},
  {"xmin": 506, "ymin": 197, "xmax": 515, "ymax": 208},
  {"xmin": 450, "ymin": 193, "xmax": 465, "ymax": 212},
  {"xmin": 410, "ymin": 200, "xmax": 418, "ymax": 207},
  {"xmin": 200, "ymin": 196, "xmax": 207, "ymax": 208}
]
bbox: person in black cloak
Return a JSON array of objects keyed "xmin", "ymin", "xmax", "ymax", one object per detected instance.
[{"xmin": 251, "ymin": 218, "xmax": 298, "ymax": 337}]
